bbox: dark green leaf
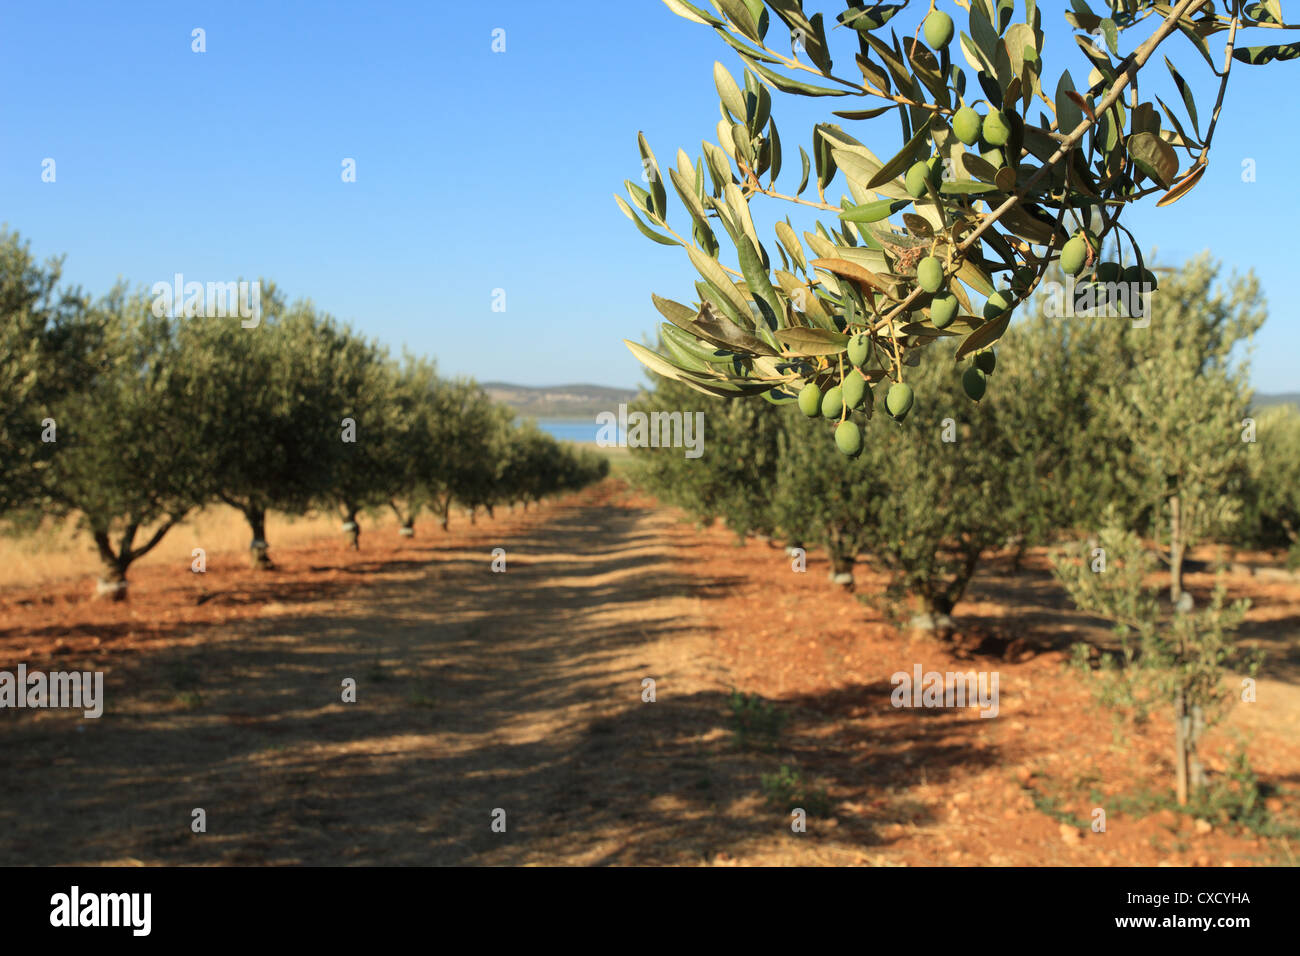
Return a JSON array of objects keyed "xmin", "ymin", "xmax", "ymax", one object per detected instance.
[
  {"xmin": 768, "ymin": 118, "xmax": 782, "ymax": 186},
  {"xmin": 838, "ymin": 3, "xmax": 904, "ymax": 32},
  {"xmin": 855, "ymin": 52, "xmax": 891, "ymax": 94},
  {"xmin": 805, "ymin": 12, "xmax": 833, "ymax": 74},
  {"xmin": 1055, "ymin": 70, "xmax": 1083, "ymax": 132},
  {"xmin": 736, "ymin": 233, "xmax": 783, "ymax": 328},
  {"xmin": 969, "ymin": 4, "xmax": 1000, "ymax": 71},
  {"xmin": 1126, "ymin": 131, "xmax": 1178, "ymax": 189},
  {"xmin": 1163, "ymin": 56, "xmax": 1201, "ymax": 139},
  {"xmin": 831, "ymin": 105, "xmax": 898, "ymax": 121},
  {"xmin": 868, "ymin": 116, "xmax": 934, "ymax": 189},
  {"xmin": 1175, "ymin": 18, "xmax": 1218, "ymax": 72},
  {"xmin": 814, "ymin": 125, "xmax": 838, "ymax": 191},
  {"xmin": 839, "ymin": 198, "xmax": 912, "ymax": 223},
  {"xmin": 1233, "ymin": 43, "xmax": 1300, "ymax": 65},
  {"xmin": 955, "ymin": 308, "xmax": 1011, "ymax": 359},
  {"xmin": 718, "ymin": 0, "xmax": 762, "ymax": 42},
  {"xmin": 711, "ymin": 26, "xmax": 784, "ymax": 63}
]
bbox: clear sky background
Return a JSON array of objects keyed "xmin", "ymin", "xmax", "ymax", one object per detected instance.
[{"xmin": 1, "ymin": 1, "xmax": 1294, "ymax": 393}]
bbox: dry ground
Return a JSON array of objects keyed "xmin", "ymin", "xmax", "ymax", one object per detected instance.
[{"xmin": 0, "ymin": 479, "xmax": 1297, "ymax": 865}]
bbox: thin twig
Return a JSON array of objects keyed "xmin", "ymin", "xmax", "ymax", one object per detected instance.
[{"xmin": 1194, "ymin": 0, "xmax": 1242, "ymax": 168}]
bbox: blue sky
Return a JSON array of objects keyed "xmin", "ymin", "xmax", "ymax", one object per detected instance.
[{"xmin": 1, "ymin": 1, "xmax": 1294, "ymax": 393}]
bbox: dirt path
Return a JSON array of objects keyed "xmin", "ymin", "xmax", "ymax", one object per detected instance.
[{"xmin": 1, "ymin": 483, "xmax": 750, "ymax": 865}]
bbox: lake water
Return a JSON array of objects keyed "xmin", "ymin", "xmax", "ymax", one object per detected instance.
[{"xmin": 533, "ymin": 418, "xmax": 621, "ymax": 444}]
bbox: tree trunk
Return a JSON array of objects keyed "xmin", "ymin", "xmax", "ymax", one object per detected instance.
[
  {"xmin": 91, "ymin": 530, "xmax": 130, "ymax": 601},
  {"xmin": 246, "ymin": 506, "xmax": 272, "ymax": 570},
  {"xmin": 827, "ymin": 544, "xmax": 855, "ymax": 589},
  {"xmin": 1189, "ymin": 702, "xmax": 1207, "ymax": 793},
  {"xmin": 342, "ymin": 510, "xmax": 360, "ymax": 550},
  {"xmin": 1010, "ymin": 535, "xmax": 1028, "ymax": 574},
  {"xmin": 390, "ymin": 502, "xmax": 416, "ymax": 538},
  {"xmin": 95, "ymin": 557, "xmax": 129, "ymax": 601},
  {"xmin": 829, "ymin": 551, "xmax": 855, "ymax": 575},
  {"xmin": 1174, "ymin": 689, "xmax": 1190, "ymax": 806},
  {"xmin": 907, "ymin": 592, "xmax": 956, "ymax": 641},
  {"xmin": 1170, "ymin": 493, "xmax": 1184, "ymax": 603}
]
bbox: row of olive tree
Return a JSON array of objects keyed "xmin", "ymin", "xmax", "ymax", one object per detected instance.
[
  {"xmin": 631, "ymin": 254, "xmax": 1277, "ymax": 632},
  {"xmin": 631, "ymin": 252, "xmax": 1284, "ymax": 807},
  {"xmin": 0, "ymin": 228, "xmax": 608, "ymax": 598},
  {"xmin": 627, "ymin": 273, "xmax": 1136, "ymax": 627}
]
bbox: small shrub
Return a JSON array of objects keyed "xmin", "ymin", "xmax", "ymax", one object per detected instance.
[
  {"xmin": 726, "ymin": 689, "xmax": 787, "ymax": 750},
  {"xmin": 760, "ymin": 764, "xmax": 830, "ymax": 817}
]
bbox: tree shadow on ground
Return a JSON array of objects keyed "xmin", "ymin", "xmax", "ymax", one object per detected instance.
[{"xmin": 0, "ymin": 491, "xmax": 1002, "ymax": 865}]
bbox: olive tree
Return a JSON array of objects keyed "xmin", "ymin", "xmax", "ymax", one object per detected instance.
[
  {"xmin": 38, "ymin": 286, "xmax": 212, "ymax": 598},
  {"xmin": 620, "ymin": 0, "xmax": 1294, "ymax": 457},
  {"xmin": 314, "ymin": 320, "xmax": 403, "ymax": 549},
  {"xmin": 0, "ymin": 229, "xmax": 90, "ymax": 518},
  {"xmin": 844, "ymin": 341, "xmax": 1018, "ymax": 631},
  {"xmin": 455, "ymin": 402, "xmax": 514, "ymax": 523},
  {"xmin": 425, "ymin": 378, "xmax": 501, "ymax": 531},
  {"xmin": 771, "ymin": 406, "xmax": 875, "ymax": 586},
  {"xmin": 1239, "ymin": 404, "xmax": 1300, "ymax": 563},
  {"xmin": 1053, "ymin": 527, "xmax": 1254, "ymax": 807},
  {"xmin": 629, "ymin": 356, "xmax": 785, "ymax": 541},
  {"xmin": 498, "ymin": 421, "xmax": 560, "ymax": 513},
  {"xmin": 1051, "ymin": 254, "xmax": 1264, "ymax": 806},
  {"xmin": 178, "ymin": 291, "xmax": 352, "ymax": 568},
  {"xmin": 385, "ymin": 354, "xmax": 444, "ymax": 537},
  {"xmin": 1104, "ymin": 253, "xmax": 1263, "ymax": 600},
  {"xmin": 984, "ymin": 258, "xmax": 1144, "ymax": 563}
]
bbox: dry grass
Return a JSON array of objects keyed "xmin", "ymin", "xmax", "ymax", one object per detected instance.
[
  {"xmin": 0, "ymin": 505, "xmax": 421, "ymax": 592},
  {"xmin": 0, "ymin": 442, "xmax": 627, "ymax": 593}
]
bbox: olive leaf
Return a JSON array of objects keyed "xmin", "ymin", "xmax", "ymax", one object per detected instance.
[
  {"xmin": 1156, "ymin": 164, "xmax": 1207, "ymax": 207},
  {"xmin": 954, "ymin": 308, "xmax": 1011, "ymax": 360},
  {"xmin": 1126, "ymin": 131, "xmax": 1179, "ymax": 189},
  {"xmin": 614, "ymin": 195, "xmax": 677, "ymax": 245},
  {"xmin": 1233, "ymin": 43, "xmax": 1300, "ymax": 65},
  {"xmin": 839, "ymin": 199, "xmax": 913, "ymax": 223},
  {"xmin": 773, "ymin": 327, "xmax": 851, "ymax": 356}
]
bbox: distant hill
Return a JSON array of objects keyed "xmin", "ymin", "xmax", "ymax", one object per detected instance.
[
  {"xmin": 482, "ymin": 383, "xmax": 639, "ymax": 420},
  {"xmin": 1254, "ymin": 392, "xmax": 1300, "ymax": 410}
]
